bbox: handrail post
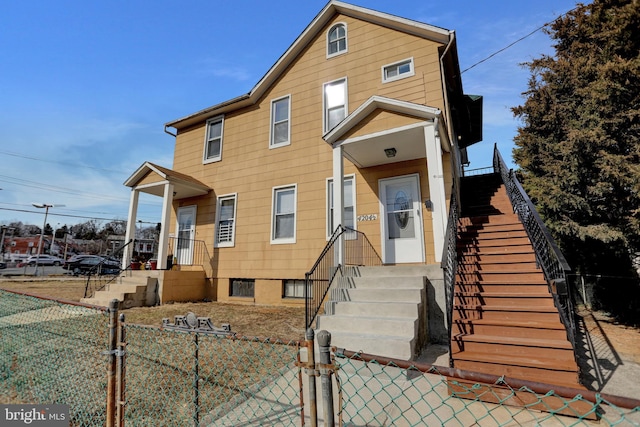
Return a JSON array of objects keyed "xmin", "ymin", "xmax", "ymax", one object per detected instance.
[{"xmin": 305, "ymin": 329, "xmax": 318, "ymax": 427}]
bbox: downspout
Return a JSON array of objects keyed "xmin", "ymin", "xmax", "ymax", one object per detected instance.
[{"xmin": 439, "ymin": 30, "xmax": 456, "ymax": 142}]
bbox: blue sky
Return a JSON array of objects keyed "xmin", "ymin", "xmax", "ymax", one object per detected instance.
[{"xmin": 0, "ymin": 0, "xmax": 579, "ymax": 229}]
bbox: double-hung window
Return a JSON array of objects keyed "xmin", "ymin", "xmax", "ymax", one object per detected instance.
[
  {"xmin": 270, "ymin": 95, "xmax": 291, "ymax": 148},
  {"xmin": 215, "ymin": 194, "xmax": 237, "ymax": 247},
  {"xmin": 271, "ymin": 185, "xmax": 297, "ymax": 244},
  {"xmin": 327, "ymin": 23, "xmax": 347, "ymax": 57},
  {"xmin": 382, "ymin": 58, "xmax": 415, "ymax": 83},
  {"xmin": 324, "ymin": 78, "xmax": 347, "ymax": 132},
  {"xmin": 204, "ymin": 116, "xmax": 224, "ymax": 163},
  {"xmin": 328, "ymin": 176, "xmax": 355, "ymax": 237}
]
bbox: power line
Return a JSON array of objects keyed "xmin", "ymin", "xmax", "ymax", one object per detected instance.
[
  {"xmin": 0, "ymin": 206, "xmax": 158, "ymax": 224},
  {"xmin": 0, "ymin": 149, "xmax": 126, "ymax": 174},
  {"xmin": 460, "ymin": 5, "xmax": 580, "ymax": 75}
]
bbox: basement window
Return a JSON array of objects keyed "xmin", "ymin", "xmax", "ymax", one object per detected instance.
[
  {"xmin": 283, "ymin": 279, "xmax": 307, "ymax": 298},
  {"xmin": 230, "ymin": 278, "xmax": 254, "ymax": 297}
]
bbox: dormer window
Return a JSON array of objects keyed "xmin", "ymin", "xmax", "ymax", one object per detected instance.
[{"xmin": 327, "ymin": 23, "xmax": 347, "ymax": 58}]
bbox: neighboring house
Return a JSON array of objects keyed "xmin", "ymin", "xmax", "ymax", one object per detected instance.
[{"xmin": 122, "ymin": 1, "xmax": 482, "ymax": 305}]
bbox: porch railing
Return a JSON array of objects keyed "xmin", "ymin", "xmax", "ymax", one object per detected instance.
[
  {"xmin": 167, "ymin": 237, "xmax": 213, "ymax": 278},
  {"xmin": 492, "ymin": 144, "xmax": 576, "ymax": 347},
  {"xmin": 440, "ymin": 181, "xmax": 459, "ymax": 367},
  {"xmin": 305, "ymin": 226, "xmax": 382, "ymax": 329},
  {"xmin": 84, "ymin": 239, "xmax": 134, "ymax": 299}
]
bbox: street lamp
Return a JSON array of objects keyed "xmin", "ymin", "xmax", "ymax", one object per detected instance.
[{"xmin": 32, "ymin": 203, "xmax": 65, "ymax": 275}]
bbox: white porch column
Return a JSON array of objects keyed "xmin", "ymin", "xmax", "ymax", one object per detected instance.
[
  {"xmin": 425, "ymin": 123, "xmax": 448, "ymax": 262},
  {"xmin": 157, "ymin": 182, "xmax": 174, "ymax": 270},
  {"xmin": 332, "ymin": 144, "xmax": 345, "ymax": 266},
  {"xmin": 123, "ymin": 189, "xmax": 140, "ymax": 269}
]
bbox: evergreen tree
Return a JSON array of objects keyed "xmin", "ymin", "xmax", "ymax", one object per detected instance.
[{"xmin": 512, "ymin": 0, "xmax": 640, "ymax": 321}]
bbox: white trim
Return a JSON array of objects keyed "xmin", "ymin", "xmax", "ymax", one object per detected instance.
[
  {"xmin": 381, "ymin": 57, "xmax": 415, "ymax": 83},
  {"xmin": 326, "ymin": 22, "xmax": 348, "ymax": 58},
  {"xmin": 326, "ymin": 174, "xmax": 356, "ymax": 239},
  {"xmin": 269, "ymin": 94, "xmax": 291, "ymax": 149},
  {"xmin": 214, "ymin": 193, "xmax": 238, "ymax": 248},
  {"xmin": 203, "ymin": 115, "xmax": 224, "ymax": 164},
  {"xmin": 323, "ymin": 77, "xmax": 348, "ymax": 133},
  {"xmin": 270, "ymin": 184, "xmax": 298, "ymax": 245}
]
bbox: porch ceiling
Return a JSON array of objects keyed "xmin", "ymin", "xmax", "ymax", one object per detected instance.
[{"xmin": 342, "ymin": 125, "xmax": 427, "ymax": 168}]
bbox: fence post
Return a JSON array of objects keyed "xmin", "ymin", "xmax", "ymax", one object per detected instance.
[
  {"xmin": 193, "ymin": 333, "xmax": 200, "ymax": 427},
  {"xmin": 306, "ymin": 328, "xmax": 318, "ymax": 427},
  {"xmin": 317, "ymin": 330, "xmax": 335, "ymax": 427},
  {"xmin": 106, "ymin": 299, "xmax": 119, "ymax": 427},
  {"xmin": 117, "ymin": 313, "xmax": 126, "ymax": 427}
]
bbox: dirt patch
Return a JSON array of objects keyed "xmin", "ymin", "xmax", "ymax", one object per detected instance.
[
  {"xmin": 578, "ymin": 307, "xmax": 640, "ymax": 364},
  {"xmin": 0, "ymin": 278, "xmax": 305, "ymax": 341}
]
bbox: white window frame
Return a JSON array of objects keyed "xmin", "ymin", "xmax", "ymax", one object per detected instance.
[
  {"xmin": 323, "ymin": 77, "xmax": 348, "ymax": 133},
  {"xmin": 381, "ymin": 57, "xmax": 415, "ymax": 83},
  {"xmin": 270, "ymin": 95, "xmax": 291, "ymax": 149},
  {"xmin": 203, "ymin": 115, "xmax": 224, "ymax": 163},
  {"xmin": 327, "ymin": 175, "xmax": 356, "ymax": 239},
  {"xmin": 326, "ymin": 22, "xmax": 348, "ymax": 58},
  {"xmin": 283, "ymin": 279, "xmax": 307, "ymax": 299},
  {"xmin": 214, "ymin": 193, "xmax": 237, "ymax": 248},
  {"xmin": 271, "ymin": 184, "xmax": 297, "ymax": 244}
]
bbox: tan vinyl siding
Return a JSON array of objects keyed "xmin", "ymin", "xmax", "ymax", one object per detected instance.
[{"xmin": 167, "ymin": 12, "xmax": 451, "ymax": 300}]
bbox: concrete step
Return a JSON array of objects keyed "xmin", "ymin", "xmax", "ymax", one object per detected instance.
[
  {"xmin": 335, "ymin": 276, "xmax": 425, "ymax": 289},
  {"xmin": 344, "ymin": 264, "xmax": 442, "ymax": 278},
  {"xmin": 330, "ymin": 301, "xmax": 422, "ymax": 318},
  {"xmin": 317, "ymin": 314, "xmax": 418, "ymax": 337},
  {"xmin": 330, "ymin": 287, "xmax": 424, "ymax": 303},
  {"xmin": 328, "ymin": 331, "xmax": 417, "ymax": 361}
]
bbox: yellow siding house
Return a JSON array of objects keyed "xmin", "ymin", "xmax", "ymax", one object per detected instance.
[{"xmin": 122, "ymin": 1, "xmax": 482, "ymax": 308}]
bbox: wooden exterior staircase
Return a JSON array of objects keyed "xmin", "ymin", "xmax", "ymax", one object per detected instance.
[{"xmin": 451, "ymin": 173, "xmax": 582, "ymax": 390}]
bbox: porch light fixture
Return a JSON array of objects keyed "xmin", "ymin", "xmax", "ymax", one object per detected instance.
[{"xmin": 384, "ymin": 148, "xmax": 397, "ymax": 158}]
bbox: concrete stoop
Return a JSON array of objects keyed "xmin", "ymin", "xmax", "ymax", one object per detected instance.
[
  {"xmin": 80, "ymin": 271, "xmax": 160, "ymax": 309},
  {"xmin": 316, "ymin": 265, "xmax": 438, "ymax": 361}
]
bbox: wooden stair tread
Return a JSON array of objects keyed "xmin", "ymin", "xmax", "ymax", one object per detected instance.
[
  {"xmin": 456, "ymin": 278, "xmax": 548, "ymax": 284},
  {"xmin": 453, "ymin": 350, "xmax": 578, "ymax": 373},
  {"xmin": 454, "ymin": 304, "xmax": 557, "ymax": 313},
  {"xmin": 455, "ymin": 291, "xmax": 551, "ymax": 298},
  {"xmin": 454, "ymin": 318, "xmax": 565, "ymax": 329},
  {"xmin": 454, "ymin": 333, "xmax": 574, "ymax": 350}
]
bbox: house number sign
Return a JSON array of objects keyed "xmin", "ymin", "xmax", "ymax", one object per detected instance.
[{"xmin": 357, "ymin": 214, "xmax": 378, "ymax": 222}]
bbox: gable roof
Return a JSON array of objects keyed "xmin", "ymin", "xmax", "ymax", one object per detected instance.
[
  {"xmin": 165, "ymin": 1, "xmax": 453, "ymax": 131},
  {"xmin": 124, "ymin": 162, "xmax": 211, "ymax": 199}
]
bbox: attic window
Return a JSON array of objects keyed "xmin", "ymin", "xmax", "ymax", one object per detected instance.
[
  {"xmin": 327, "ymin": 23, "xmax": 347, "ymax": 58},
  {"xmin": 382, "ymin": 58, "xmax": 415, "ymax": 83}
]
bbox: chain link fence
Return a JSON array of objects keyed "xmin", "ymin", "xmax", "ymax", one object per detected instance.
[
  {"xmin": 0, "ymin": 289, "xmax": 110, "ymax": 426},
  {"xmin": 327, "ymin": 348, "xmax": 640, "ymax": 427},
  {"xmin": 123, "ymin": 323, "xmax": 302, "ymax": 426},
  {"xmin": 2, "ymin": 289, "xmax": 639, "ymax": 426}
]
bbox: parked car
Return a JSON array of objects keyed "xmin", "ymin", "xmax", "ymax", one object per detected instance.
[
  {"xmin": 26, "ymin": 255, "xmax": 64, "ymax": 266},
  {"xmin": 63, "ymin": 254, "xmax": 102, "ymax": 271},
  {"xmin": 0, "ymin": 261, "xmax": 6, "ymax": 269},
  {"xmin": 72, "ymin": 257, "xmax": 120, "ymax": 276}
]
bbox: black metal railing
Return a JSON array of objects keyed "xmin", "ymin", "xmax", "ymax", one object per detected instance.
[
  {"xmin": 440, "ymin": 181, "xmax": 459, "ymax": 367},
  {"xmin": 84, "ymin": 239, "xmax": 134, "ymax": 299},
  {"xmin": 167, "ymin": 237, "xmax": 213, "ymax": 277},
  {"xmin": 305, "ymin": 226, "xmax": 382, "ymax": 329},
  {"xmin": 492, "ymin": 144, "xmax": 576, "ymax": 347}
]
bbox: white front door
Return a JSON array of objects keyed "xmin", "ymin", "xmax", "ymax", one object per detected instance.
[
  {"xmin": 379, "ymin": 174, "xmax": 425, "ymax": 264},
  {"xmin": 176, "ymin": 206, "xmax": 196, "ymax": 265}
]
